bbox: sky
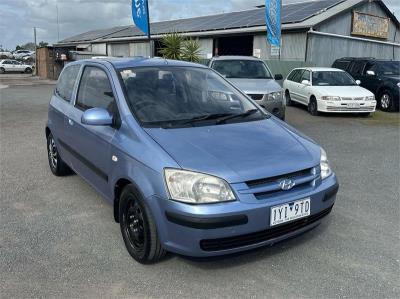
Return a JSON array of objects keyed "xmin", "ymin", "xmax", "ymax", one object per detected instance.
[{"xmin": 0, "ymin": 0, "xmax": 399, "ymax": 50}]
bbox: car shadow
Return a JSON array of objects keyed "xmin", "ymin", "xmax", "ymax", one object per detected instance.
[{"xmin": 170, "ymin": 217, "xmax": 332, "ymax": 269}]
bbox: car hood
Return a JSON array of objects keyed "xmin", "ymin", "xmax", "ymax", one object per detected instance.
[
  {"xmin": 144, "ymin": 119, "xmax": 320, "ymax": 183},
  {"xmin": 227, "ymin": 78, "xmax": 281, "ymax": 94},
  {"xmin": 313, "ymin": 85, "xmax": 373, "ymax": 97}
]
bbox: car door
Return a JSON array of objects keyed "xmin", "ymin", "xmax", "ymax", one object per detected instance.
[
  {"xmin": 13, "ymin": 61, "xmax": 23, "ymax": 71},
  {"xmin": 64, "ymin": 64, "xmax": 119, "ymax": 198},
  {"xmin": 2, "ymin": 60, "xmax": 13, "ymax": 71},
  {"xmin": 289, "ymin": 69, "xmax": 305, "ymax": 104},
  {"xmin": 297, "ymin": 70, "xmax": 311, "ymax": 104},
  {"xmin": 362, "ymin": 62, "xmax": 380, "ymax": 94}
]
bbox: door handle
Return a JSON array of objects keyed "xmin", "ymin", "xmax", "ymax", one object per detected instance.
[{"xmin": 68, "ymin": 119, "xmax": 74, "ymax": 126}]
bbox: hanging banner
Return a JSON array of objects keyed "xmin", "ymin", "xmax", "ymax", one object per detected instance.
[
  {"xmin": 132, "ymin": 0, "xmax": 150, "ymax": 37},
  {"xmin": 265, "ymin": 0, "xmax": 281, "ymax": 47}
]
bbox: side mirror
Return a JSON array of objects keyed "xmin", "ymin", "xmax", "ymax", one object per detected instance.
[
  {"xmin": 301, "ymin": 79, "xmax": 311, "ymax": 86},
  {"xmin": 355, "ymin": 80, "xmax": 361, "ymax": 85},
  {"xmin": 274, "ymin": 74, "xmax": 283, "ymax": 80},
  {"xmin": 81, "ymin": 107, "xmax": 113, "ymax": 126},
  {"xmin": 366, "ymin": 70, "xmax": 375, "ymax": 76}
]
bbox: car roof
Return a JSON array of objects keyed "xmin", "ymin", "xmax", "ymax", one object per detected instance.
[
  {"xmin": 74, "ymin": 57, "xmax": 208, "ymax": 69},
  {"xmin": 210, "ymin": 56, "xmax": 263, "ymax": 61},
  {"xmin": 293, "ymin": 67, "xmax": 345, "ymax": 72}
]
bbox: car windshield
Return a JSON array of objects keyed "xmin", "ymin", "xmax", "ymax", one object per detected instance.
[
  {"xmin": 211, "ymin": 60, "xmax": 273, "ymax": 79},
  {"xmin": 119, "ymin": 66, "xmax": 266, "ymax": 128},
  {"xmin": 312, "ymin": 71, "xmax": 357, "ymax": 86},
  {"xmin": 376, "ymin": 61, "xmax": 400, "ymax": 76}
]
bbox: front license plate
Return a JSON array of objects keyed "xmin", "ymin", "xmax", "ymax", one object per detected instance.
[
  {"xmin": 347, "ymin": 102, "xmax": 360, "ymax": 108},
  {"xmin": 270, "ymin": 198, "xmax": 310, "ymax": 226}
]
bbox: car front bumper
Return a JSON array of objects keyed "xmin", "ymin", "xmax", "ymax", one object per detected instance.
[
  {"xmin": 148, "ymin": 173, "xmax": 339, "ymax": 257},
  {"xmin": 317, "ymin": 99, "xmax": 376, "ymax": 113}
]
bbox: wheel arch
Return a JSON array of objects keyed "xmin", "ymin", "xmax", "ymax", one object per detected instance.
[{"xmin": 45, "ymin": 126, "xmax": 51, "ymax": 138}]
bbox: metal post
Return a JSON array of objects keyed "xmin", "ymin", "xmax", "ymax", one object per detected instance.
[
  {"xmin": 56, "ymin": 2, "xmax": 60, "ymax": 42},
  {"xmin": 145, "ymin": 0, "xmax": 152, "ymax": 57},
  {"xmin": 34, "ymin": 27, "xmax": 37, "ymax": 76}
]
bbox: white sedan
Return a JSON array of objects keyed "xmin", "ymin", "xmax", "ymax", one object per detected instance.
[
  {"xmin": 283, "ymin": 67, "xmax": 376, "ymax": 116},
  {"xmin": 0, "ymin": 59, "xmax": 33, "ymax": 74}
]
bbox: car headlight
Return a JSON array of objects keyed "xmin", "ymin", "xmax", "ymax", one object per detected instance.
[
  {"xmin": 320, "ymin": 148, "xmax": 332, "ymax": 180},
  {"xmin": 365, "ymin": 95, "xmax": 375, "ymax": 101},
  {"xmin": 164, "ymin": 169, "xmax": 236, "ymax": 204},
  {"xmin": 397, "ymin": 82, "xmax": 400, "ymax": 88},
  {"xmin": 266, "ymin": 91, "xmax": 283, "ymax": 101},
  {"xmin": 321, "ymin": 96, "xmax": 340, "ymax": 101}
]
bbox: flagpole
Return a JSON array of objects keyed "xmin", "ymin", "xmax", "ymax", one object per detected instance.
[{"xmin": 145, "ymin": 0, "xmax": 153, "ymax": 57}]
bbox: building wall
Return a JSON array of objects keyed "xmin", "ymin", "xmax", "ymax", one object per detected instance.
[
  {"xmin": 129, "ymin": 42, "xmax": 150, "ymax": 56},
  {"xmin": 254, "ymin": 32, "xmax": 307, "ymax": 61},
  {"xmin": 107, "ymin": 43, "xmax": 130, "ymax": 57},
  {"xmin": 197, "ymin": 38, "xmax": 213, "ymax": 58},
  {"xmin": 91, "ymin": 43, "xmax": 107, "ymax": 55}
]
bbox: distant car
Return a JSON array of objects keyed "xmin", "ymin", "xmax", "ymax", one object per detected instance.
[
  {"xmin": 283, "ymin": 67, "xmax": 376, "ymax": 116},
  {"xmin": 13, "ymin": 50, "xmax": 34, "ymax": 59},
  {"xmin": 209, "ymin": 56, "xmax": 285, "ymax": 120},
  {"xmin": 0, "ymin": 49, "xmax": 13, "ymax": 59},
  {"xmin": 332, "ymin": 58, "xmax": 399, "ymax": 112},
  {"xmin": 0, "ymin": 59, "xmax": 33, "ymax": 74}
]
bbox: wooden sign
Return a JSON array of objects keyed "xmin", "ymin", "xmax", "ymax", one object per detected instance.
[{"xmin": 351, "ymin": 11, "xmax": 389, "ymax": 39}]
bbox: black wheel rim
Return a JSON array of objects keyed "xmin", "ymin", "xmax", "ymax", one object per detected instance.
[
  {"xmin": 48, "ymin": 137, "xmax": 58, "ymax": 169},
  {"xmin": 124, "ymin": 197, "xmax": 145, "ymax": 251}
]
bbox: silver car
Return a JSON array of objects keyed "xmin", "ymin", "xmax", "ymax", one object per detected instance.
[{"xmin": 209, "ymin": 56, "xmax": 285, "ymax": 120}]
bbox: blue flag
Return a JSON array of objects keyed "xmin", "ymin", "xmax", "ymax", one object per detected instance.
[
  {"xmin": 132, "ymin": 0, "xmax": 150, "ymax": 37},
  {"xmin": 265, "ymin": 0, "xmax": 281, "ymax": 47}
]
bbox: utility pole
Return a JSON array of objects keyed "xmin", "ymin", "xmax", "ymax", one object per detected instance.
[
  {"xmin": 56, "ymin": 2, "xmax": 60, "ymax": 41},
  {"xmin": 34, "ymin": 27, "xmax": 37, "ymax": 76}
]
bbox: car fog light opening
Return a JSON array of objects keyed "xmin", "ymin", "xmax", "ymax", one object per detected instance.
[
  {"xmin": 320, "ymin": 148, "xmax": 332, "ymax": 180},
  {"xmin": 164, "ymin": 169, "xmax": 236, "ymax": 204}
]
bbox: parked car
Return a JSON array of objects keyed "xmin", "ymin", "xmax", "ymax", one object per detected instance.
[
  {"xmin": 283, "ymin": 67, "xmax": 376, "ymax": 116},
  {"xmin": 209, "ymin": 56, "xmax": 285, "ymax": 120},
  {"xmin": 0, "ymin": 49, "xmax": 13, "ymax": 59},
  {"xmin": 332, "ymin": 58, "xmax": 399, "ymax": 112},
  {"xmin": 46, "ymin": 58, "xmax": 339, "ymax": 263},
  {"xmin": 13, "ymin": 50, "xmax": 34, "ymax": 59},
  {"xmin": 0, "ymin": 59, "xmax": 33, "ymax": 73}
]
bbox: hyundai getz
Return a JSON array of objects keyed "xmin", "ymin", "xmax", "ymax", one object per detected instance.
[{"xmin": 46, "ymin": 58, "xmax": 339, "ymax": 263}]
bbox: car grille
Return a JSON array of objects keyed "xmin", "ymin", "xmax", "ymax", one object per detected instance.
[
  {"xmin": 200, "ymin": 205, "xmax": 333, "ymax": 251},
  {"xmin": 326, "ymin": 106, "xmax": 375, "ymax": 111},
  {"xmin": 341, "ymin": 97, "xmax": 364, "ymax": 101},
  {"xmin": 244, "ymin": 168, "xmax": 317, "ymax": 200},
  {"xmin": 247, "ymin": 94, "xmax": 264, "ymax": 101}
]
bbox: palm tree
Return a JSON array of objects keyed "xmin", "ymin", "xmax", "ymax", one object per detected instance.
[
  {"xmin": 182, "ymin": 39, "xmax": 201, "ymax": 63},
  {"xmin": 159, "ymin": 32, "xmax": 184, "ymax": 60}
]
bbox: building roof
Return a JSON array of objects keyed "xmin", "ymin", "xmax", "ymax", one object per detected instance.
[{"xmin": 57, "ymin": 0, "xmax": 399, "ymax": 45}]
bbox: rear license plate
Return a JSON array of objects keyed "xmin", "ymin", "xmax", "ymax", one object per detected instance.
[
  {"xmin": 270, "ymin": 198, "xmax": 310, "ymax": 226},
  {"xmin": 347, "ymin": 102, "xmax": 360, "ymax": 108}
]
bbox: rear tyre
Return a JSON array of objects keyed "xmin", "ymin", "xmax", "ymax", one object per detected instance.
[
  {"xmin": 285, "ymin": 90, "xmax": 292, "ymax": 106},
  {"xmin": 119, "ymin": 185, "xmax": 166, "ymax": 264},
  {"xmin": 25, "ymin": 68, "xmax": 32, "ymax": 74},
  {"xmin": 0, "ymin": 67, "xmax": 5, "ymax": 74},
  {"xmin": 379, "ymin": 90, "xmax": 395, "ymax": 112},
  {"xmin": 308, "ymin": 97, "xmax": 319, "ymax": 116},
  {"xmin": 46, "ymin": 133, "xmax": 71, "ymax": 176}
]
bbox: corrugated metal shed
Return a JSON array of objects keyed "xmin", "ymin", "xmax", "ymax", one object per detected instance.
[{"xmin": 58, "ymin": 0, "xmax": 345, "ymax": 44}]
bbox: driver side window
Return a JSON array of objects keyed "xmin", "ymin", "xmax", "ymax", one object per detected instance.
[{"xmin": 76, "ymin": 66, "xmax": 117, "ymax": 115}]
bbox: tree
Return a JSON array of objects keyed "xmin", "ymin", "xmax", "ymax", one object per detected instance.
[
  {"xmin": 182, "ymin": 39, "xmax": 201, "ymax": 63},
  {"xmin": 39, "ymin": 41, "xmax": 49, "ymax": 47}
]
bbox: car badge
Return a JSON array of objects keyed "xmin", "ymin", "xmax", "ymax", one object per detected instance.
[{"xmin": 279, "ymin": 179, "xmax": 295, "ymax": 190}]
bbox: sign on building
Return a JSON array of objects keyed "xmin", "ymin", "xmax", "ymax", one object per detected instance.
[{"xmin": 351, "ymin": 11, "xmax": 389, "ymax": 39}]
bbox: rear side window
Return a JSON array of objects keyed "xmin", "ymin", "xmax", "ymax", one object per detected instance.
[
  {"xmin": 350, "ymin": 61, "xmax": 365, "ymax": 75},
  {"xmin": 333, "ymin": 60, "xmax": 350, "ymax": 71},
  {"xmin": 287, "ymin": 70, "xmax": 298, "ymax": 81},
  {"xmin": 76, "ymin": 66, "xmax": 115, "ymax": 112},
  {"xmin": 292, "ymin": 70, "xmax": 304, "ymax": 83},
  {"xmin": 56, "ymin": 65, "xmax": 81, "ymax": 102}
]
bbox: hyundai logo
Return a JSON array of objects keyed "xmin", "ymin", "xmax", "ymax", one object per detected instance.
[{"xmin": 279, "ymin": 179, "xmax": 295, "ymax": 190}]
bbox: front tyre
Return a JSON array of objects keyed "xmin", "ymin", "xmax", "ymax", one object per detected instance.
[
  {"xmin": 47, "ymin": 133, "xmax": 71, "ymax": 176},
  {"xmin": 285, "ymin": 90, "xmax": 292, "ymax": 106},
  {"xmin": 119, "ymin": 185, "xmax": 166, "ymax": 264},
  {"xmin": 308, "ymin": 97, "xmax": 319, "ymax": 116}
]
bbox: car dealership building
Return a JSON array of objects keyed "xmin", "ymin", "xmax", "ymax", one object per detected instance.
[{"xmin": 55, "ymin": 0, "xmax": 399, "ymax": 67}]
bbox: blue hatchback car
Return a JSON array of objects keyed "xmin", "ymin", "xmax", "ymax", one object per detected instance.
[{"xmin": 46, "ymin": 57, "xmax": 339, "ymax": 263}]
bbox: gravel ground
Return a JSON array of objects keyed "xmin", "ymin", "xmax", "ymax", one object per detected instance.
[{"xmin": 0, "ymin": 82, "xmax": 399, "ymax": 298}]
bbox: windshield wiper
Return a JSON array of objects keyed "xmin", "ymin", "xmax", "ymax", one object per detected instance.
[
  {"xmin": 216, "ymin": 109, "xmax": 259, "ymax": 124},
  {"xmin": 177, "ymin": 113, "xmax": 234, "ymax": 126}
]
